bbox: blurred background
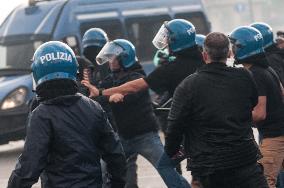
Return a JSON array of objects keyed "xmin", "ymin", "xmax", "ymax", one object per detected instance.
[{"xmin": 203, "ymin": 0, "xmax": 284, "ymax": 33}]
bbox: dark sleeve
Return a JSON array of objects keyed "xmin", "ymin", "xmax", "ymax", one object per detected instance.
[
  {"xmin": 251, "ymin": 69, "xmax": 267, "ymax": 96},
  {"xmin": 144, "ymin": 65, "xmax": 171, "ymax": 94},
  {"xmin": 29, "ymin": 97, "xmax": 40, "ymax": 112},
  {"xmin": 8, "ymin": 109, "xmax": 51, "ymax": 188},
  {"xmin": 93, "ymin": 95, "xmax": 110, "ymax": 105},
  {"xmin": 96, "ymin": 106, "xmax": 126, "ymax": 188},
  {"xmin": 165, "ymin": 77, "xmax": 193, "ymax": 157}
]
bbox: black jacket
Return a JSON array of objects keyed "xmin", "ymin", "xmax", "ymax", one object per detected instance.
[
  {"xmin": 165, "ymin": 63, "xmax": 260, "ymax": 176},
  {"xmin": 101, "ymin": 65, "xmax": 159, "ymax": 139},
  {"xmin": 8, "ymin": 94, "xmax": 126, "ymax": 188}
]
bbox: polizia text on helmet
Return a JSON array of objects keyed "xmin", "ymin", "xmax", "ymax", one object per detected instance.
[{"xmin": 40, "ymin": 52, "xmax": 73, "ymax": 64}]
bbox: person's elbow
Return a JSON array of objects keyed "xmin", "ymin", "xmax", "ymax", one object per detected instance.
[
  {"xmin": 123, "ymin": 78, "xmax": 148, "ymax": 95},
  {"xmin": 252, "ymin": 96, "xmax": 267, "ymax": 123},
  {"xmin": 253, "ymin": 110, "xmax": 266, "ymax": 122}
]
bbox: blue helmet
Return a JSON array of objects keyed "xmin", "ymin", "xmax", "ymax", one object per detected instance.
[
  {"xmin": 82, "ymin": 28, "xmax": 109, "ymax": 49},
  {"xmin": 96, "ymin": 39, "xmax": 137, "ymax": 69},
  {"xmin": 31, "ymin": 41, "xmax": 78, "ymax": 87},
  {"xmin": 196, "ymin": 34, "xmax": 206, "ymax": 49},
  {"xmin": 152, "ymin": 19, "xmax": 196, "ymax": 53},
  {"xmin": 250, "ymin": 22, "xmax": 274, "ymax": 49},
  {"xmin": 229, "ymin": 26, "xmax": 264, "ymax": 60}
]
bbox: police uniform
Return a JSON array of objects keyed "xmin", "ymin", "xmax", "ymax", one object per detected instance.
[{"xmin": 8, "ymin": 41, "xmax": 126, "ymax": 188}]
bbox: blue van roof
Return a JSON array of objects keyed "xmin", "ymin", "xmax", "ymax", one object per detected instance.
[
  {"xmin": 54, "ymin": 0, "xmax": 205, "ymax": 39},
  {"xmin": 0, "ymin": 0, "xmax": 206, "ymax": 42}
]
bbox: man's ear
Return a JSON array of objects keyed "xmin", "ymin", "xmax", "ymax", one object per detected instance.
[
  {"xmin": 276, "ymin": 38, "xmax": 284, "ymax": 49},
  {"xmin": 202, "ymin": 51, "xmax": 208, "ymax": 63}
]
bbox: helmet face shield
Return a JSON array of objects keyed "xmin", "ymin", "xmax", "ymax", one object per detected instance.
[
  {"xmin": 96, "ymin": 42, "xmax": 124, "ymax": 65},
  {"xmin": 152, "ymin": 24, "xmax": 169, "ymax": 50}
]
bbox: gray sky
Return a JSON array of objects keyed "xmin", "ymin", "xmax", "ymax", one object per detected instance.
[{"xmin": 0, "ymin": 0, "xmax": 25, "ymax": 25}]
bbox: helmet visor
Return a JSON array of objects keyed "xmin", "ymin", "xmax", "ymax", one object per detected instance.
[
  {"xmin": 96, "ymin": 42, "xmax": 124, "ymax": 65},
  {"xmin": 152, "ymin": 24, "xmax": 169, "ymax": 50}
]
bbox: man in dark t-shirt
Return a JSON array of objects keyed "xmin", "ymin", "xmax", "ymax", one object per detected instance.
[{"xmin": 230, "ymin": 26, "xmax": 284, "ymax": 188}]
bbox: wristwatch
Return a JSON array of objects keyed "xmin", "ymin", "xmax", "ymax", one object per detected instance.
[{"xmin": 99, "ymin": 88, "xmax": 104, "ymax": 96}]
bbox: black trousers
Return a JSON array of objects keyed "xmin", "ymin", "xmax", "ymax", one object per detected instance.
[{"xmin": 196, "ymin": 163, "xmax": 269, "ymax": 188}]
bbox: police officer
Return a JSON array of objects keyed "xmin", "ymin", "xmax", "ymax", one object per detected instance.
[
  {"xmin": 95, "ymin": 39, "xmax": 190, "ymax": 188},
  {"xmin": 251, "ymin": 22, "xmax": 284, "ymax": 85},
  {"xmin": 8, "ymin": 41, "xmax": 126, "ymax": 188},
  {"xmin": 230, "ymin": 26, "xmax": 284, "ymax": 188},
  {"xmin": 81, "ymin": 28, "xmax": 115, "ymax": 126},
  {"xmin": 152, "ymin": 33, "xmax": 206, "ymax": 178},
  {"xmin": 82, "ymin": 19, "xmax": 204, "ymax": 101},
  {"xmin": 250, "ymin": 22, "xmax": 284, "ymax": 188},
  {"xmin": 165, "ymin": 32, "xmax": 268, "ymax": 188},
  {"xmin": 82, "ymin": 28, "xmax": 110, "ymax": 85},
  {"xmin": 82, "ymin": 28, "xmax": 126, "ymax": 188}
]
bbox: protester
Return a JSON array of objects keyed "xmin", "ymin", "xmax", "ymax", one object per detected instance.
[{"xmin": 165, "ymin": 32, "xmax": 268, "ymax": 188}]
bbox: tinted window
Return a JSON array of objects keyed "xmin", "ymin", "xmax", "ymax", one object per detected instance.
[
  {"xmin": 125, "ymin": 15, "xmax": 171, "ymax": 62},
  {"xmin": 175, "ymin": 12, "xmax": 210, "ymax": 34},
  {"xmin": 0, "ymin": 43, "xmax": 35, "ymax": 70},
  {"xmin": 80, "ymin": 19, "xmax": 124, "ymax": 41}
]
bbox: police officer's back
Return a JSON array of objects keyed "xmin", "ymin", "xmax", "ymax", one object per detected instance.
[
  {"xmin": 8, "ymin": 41, "xmax": 126, "ymax": 188},
  {"xmin": 230, "ymin": 26, "xmax": 284, "ymax": 188},
  {"xmin": 146, "ymin": 19, "xmax": 204, "ymax": 96}
]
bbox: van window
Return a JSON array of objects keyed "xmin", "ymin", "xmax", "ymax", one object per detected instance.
[
  {"xmin": 80, "ymin": 19, "xmax": 124, "ymax": 41},
  {"xmin": 125, "ymin": 15, "xmax": 171, "ymax": 62},
  {"xmin": 0, "ymin": 43, "xmax": 35, "ymax": 70},
  {"xmin": 175, "ymin": 12, "xmax": 209, "ymax": 34}
]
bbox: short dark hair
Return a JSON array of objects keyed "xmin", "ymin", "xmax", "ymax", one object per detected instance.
[{"xmin": 204, "ymin": 32, "xmax": 230, "ymax": 62}]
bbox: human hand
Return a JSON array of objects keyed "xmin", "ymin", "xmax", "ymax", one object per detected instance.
[
  {"xmin": 81, "ymin": 79, "xmax": 99, "ymax": 97},
  {"xmin": 109, "ymin": 93, "xmax": 124, "ymax": 103}
]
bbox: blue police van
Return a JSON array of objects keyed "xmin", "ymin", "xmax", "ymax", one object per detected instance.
[{"xmin": 0, "ymin": 0, "xmax": 210, "ymax": 144}]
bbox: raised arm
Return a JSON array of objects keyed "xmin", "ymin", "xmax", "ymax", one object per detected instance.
[{"xmin": 82, "ymin": 78, "xmax": 148, "ymax": 97}]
